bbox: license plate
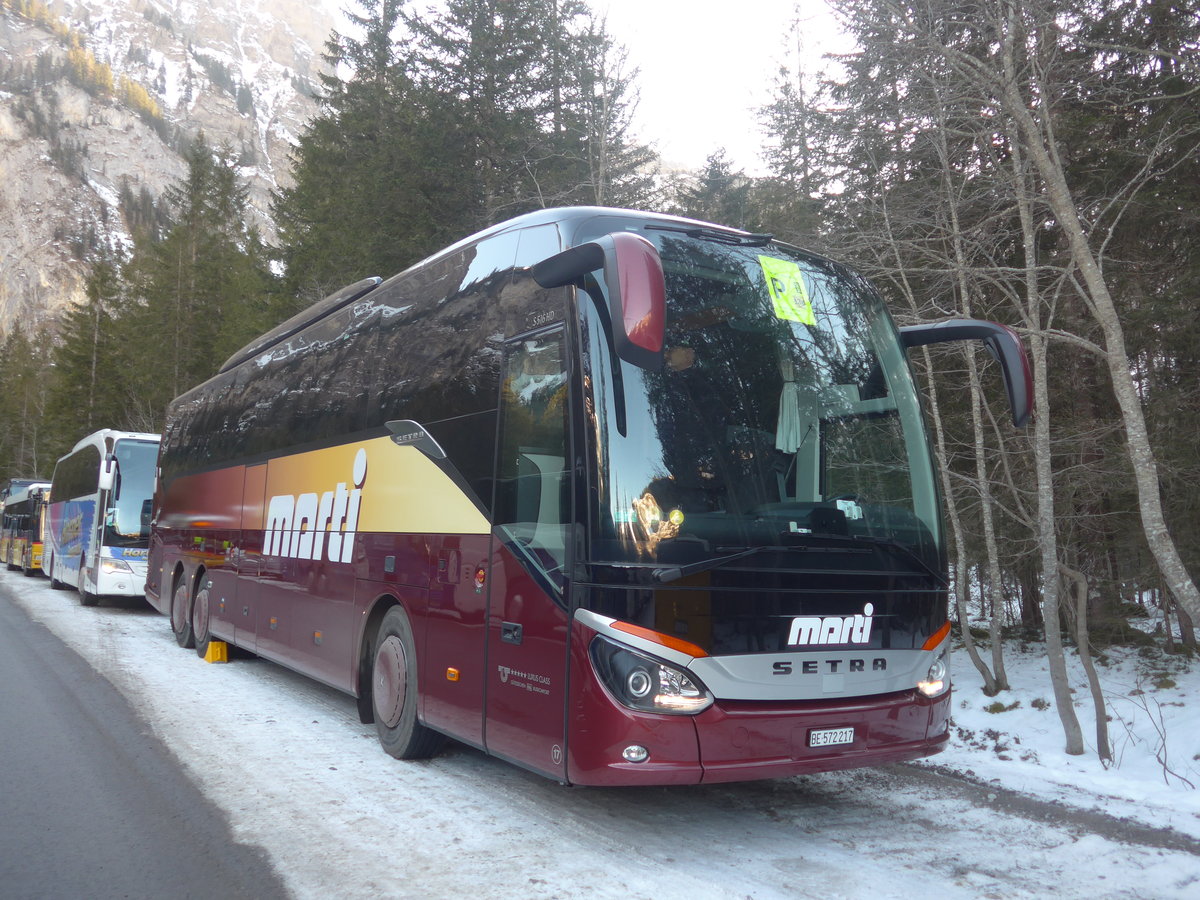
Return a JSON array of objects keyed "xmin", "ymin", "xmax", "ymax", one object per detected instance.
[{"xmin": 809, "ymin": 727, "xmax": 855, "ymax": 748}]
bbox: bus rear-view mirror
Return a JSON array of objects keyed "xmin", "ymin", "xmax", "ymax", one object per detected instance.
[
  {"xmin": 899, "ymin": 318, "xmax": 1034, "ymax": 427},
  {"xmin": 533, "ymin": 232, "xmax": 665, "ymax": 370}
]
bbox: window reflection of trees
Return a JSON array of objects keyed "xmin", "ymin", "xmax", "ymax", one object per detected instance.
[{"xmin": 641, "ymin": 238, "xmax": 892, "ymax": 518}]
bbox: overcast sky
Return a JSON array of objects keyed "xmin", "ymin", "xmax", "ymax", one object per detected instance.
[{"xmin": 594, "ymin": 0, "xmax": 852, "ymax": 174}]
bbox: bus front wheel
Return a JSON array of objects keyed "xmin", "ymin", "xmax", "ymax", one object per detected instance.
[
  {"xmin": 371, "ymin": 606, "xmax": 444, "ymax": 760},
  {"xmin": 49, "ymin": 556, "xmax": 66, "ymax": 590},
  {"xmin": 171, "ymin": 579, "xmax": 195, "ymax": 648},
  {"xmin": 79, "ymin": 569, "xmax": 99, "ymax": 607}
]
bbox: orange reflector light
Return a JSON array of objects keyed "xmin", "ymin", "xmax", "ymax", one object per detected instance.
[
  {"xmin": 922, "ymin": 620, "xmax": 952, "ymax": 651},
  {"xmin": 446, "ymin": 668, "xmax": 461, "ymax": 682},
  {"xmin": 610, "ymin": 621, "xmax": 708, "ymax": 658}
]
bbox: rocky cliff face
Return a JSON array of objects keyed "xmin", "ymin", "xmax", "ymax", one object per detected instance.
[{"xmin": 0, "ymin": 0, "xmax": 342, "ymax": 332}]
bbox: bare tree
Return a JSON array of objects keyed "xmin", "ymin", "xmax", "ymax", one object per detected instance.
[{"xmin": 910, "ymin": 0, "xmax": 1200, "ymax": 628}]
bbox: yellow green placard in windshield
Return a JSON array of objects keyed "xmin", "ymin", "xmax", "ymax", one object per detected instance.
[{"xmin": 758, "ymin": 256, "xmax": 815, "ymax": 325}]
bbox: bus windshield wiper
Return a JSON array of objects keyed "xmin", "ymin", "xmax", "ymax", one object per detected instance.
[
  {"xmin": 797, "ymin": 532, "xmax": 948, "ymax": 586},
  {"xmin": 646, "ymin": 224, "xmax": 774, "ymax": 247},
  {"xmin": 865, "ymin": 536, "xmax": 948, "ymax": 586},
  {"xmin": 652, "ymin": 545, "xmax": 796, "ymax": 583},
  {"xmin": 585, "ymin": 548, "xmax": 788, "ymax": 584},
  {"xmin": 649, "ymin": 534, "xmax": 946, "ymax": 586}
]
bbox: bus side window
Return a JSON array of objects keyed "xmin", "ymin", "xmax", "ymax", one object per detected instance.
[{"xmin": 496, "ymin": 333, "xmax": 569, "ymax": 584}]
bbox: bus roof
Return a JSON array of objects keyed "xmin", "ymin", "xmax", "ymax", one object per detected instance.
[
  {"xmin": 3, "ymin": 482, "xmax": 51, "ymax": 505},
  {"xmin": 1, "ymin": 478, "xmax": 41, "ymax": 501},
  {"xmin": 63, "ymin": 429, "xmax": 161, "ymax": 457},
  {"xmin": 216, "ymin": 207, "xmax": 772, "ymax": 380}
]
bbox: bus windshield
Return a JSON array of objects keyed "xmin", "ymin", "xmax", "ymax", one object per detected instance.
[
  {"xmin": 105, "ymin": 439, "xmax": 158, "ymax": 546},
  {"xmin": 583, "ymin": 226, "xmax": 943, "ymax": 576}
]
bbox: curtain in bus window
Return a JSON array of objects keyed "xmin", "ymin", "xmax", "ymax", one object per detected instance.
[{"xmin": 496, "ymin": 333, "xmax": 569, "ymax": 590}]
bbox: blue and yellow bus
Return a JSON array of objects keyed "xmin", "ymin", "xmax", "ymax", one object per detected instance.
[{"xmin": 47, "ymin": 430, "xmax": 160, "ymax": 606}]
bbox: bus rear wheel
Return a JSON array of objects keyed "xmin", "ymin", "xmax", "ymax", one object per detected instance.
[
  {"xmin": 171, "ymin": 579, "xmax": 195, "ymax": 648},
  {"xmin": 371, "ymin": 606, "xmax": 444, "ymax": 760},
  {"xmin": 193, "ymin": 586, "xmax": 213, "ymax": 658}
]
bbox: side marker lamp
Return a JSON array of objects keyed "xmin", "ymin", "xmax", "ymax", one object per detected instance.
[{"xmin": 590, "ymin": 636, "xmax": 713, "ymax": 715}]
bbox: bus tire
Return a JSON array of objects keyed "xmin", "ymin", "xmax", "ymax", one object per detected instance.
[
  {"xmin": 192, "ymin": 585, "xmax": 213, "ymax": 659},
  {"xmin": 78, "ymin": 570, "xmax": 99, "ymax": 607},
  {"xmin": 171, "ymin": 579, "xmax": 195, "ymax": 649},
  {"xmin": 371, "ymin": 606, "xmax": 444, "ymax": 760},
  {"xmin": 49, "ymin": 556, "xmax": 66, "ymax": 590}
]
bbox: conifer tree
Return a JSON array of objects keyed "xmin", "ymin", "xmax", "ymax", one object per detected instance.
[
  {"xmin": 44, "ymin": 251, "xmax": 128, "ymax": 452},
  {"xmin": 274, "ymin": 0, "xmax": 658, "ymax": 301},
  {"xmin": 0, "ymin": 324, "xmax": 55, "ymax": 479},
  {"xmin": 118, "ymin": 136, "xmax": 275, "ymax": 427},
  {"xmin": 670, "ymin": 150, "xmax": 761, "ymax": 231},
  {"xmin": 273, "ymin": 0, "xmax": 463, "ymax": 303}
]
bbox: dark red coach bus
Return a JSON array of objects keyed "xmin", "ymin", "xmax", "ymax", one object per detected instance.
[{"xmin": 148, "ymin": 206, "xmax": 1031, "ymax": 785}]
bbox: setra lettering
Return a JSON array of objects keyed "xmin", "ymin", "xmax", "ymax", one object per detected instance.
[{"xmin": 771, "ymin": 656, "xmax": 888, "ymax": 675}]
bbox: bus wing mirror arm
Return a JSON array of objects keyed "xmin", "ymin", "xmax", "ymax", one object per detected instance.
[
  {"xmin": 532, "ymin": 233, "xmax": 666, "ymax": 370},
  {"xmin": 899, "ymin": 318, "xmax": 1034, "ymax": 428},
  {"xmin": 98, "ymin": 458, "xmax": 115, "ymax": 491}
]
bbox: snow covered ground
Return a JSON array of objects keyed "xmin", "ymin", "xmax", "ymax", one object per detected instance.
[
  {"xmin": 931, "ymin": 626, "xmax": 1200, "ymax": 842},
  {"xmin": 2, "ymin": 569, "xmax": 1198, "ymax": 899}
]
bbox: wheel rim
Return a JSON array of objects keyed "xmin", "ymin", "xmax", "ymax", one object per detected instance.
[
  {"xmin": 193, "ymin": 589, "xmax": 210, "ymax": 643},
  {"xmin": 171, "ymin": 583, "xmax": 189, "ymax": 635},
  {"xmin": 373, "ymin": 634, "xmax": 408, "ymax": 729}
]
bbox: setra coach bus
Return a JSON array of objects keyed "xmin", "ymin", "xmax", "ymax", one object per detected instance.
[
  {"xmin": 47, "ymin": 429, "xmax": 161, "ymax": 606},
  {"xmin": 149, "ymin": 206, "xmax": 1031, "ymax": 786}
]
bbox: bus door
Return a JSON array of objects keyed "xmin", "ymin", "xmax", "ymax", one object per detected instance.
[{"xmin": 485, "ymin": 331, "xmax": 572, "ymax": 777}]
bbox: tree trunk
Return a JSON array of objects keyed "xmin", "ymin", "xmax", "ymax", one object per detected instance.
[
  {"xmin": 1030, "ymin": 331, "xmax": 1084, "ymax": 753},
  {"xmin": 1008, "ymin": 126, "xmax": 1084, "ymax": 753},
  {"xmin": 1173, "ymin": 595, "xmax": 1196, "ymax": 650},
  {"xmin": 967, "ymin": 348, "xmax": 1010, "ymax": 689},
  {"xmin": 1061, "ymin": 563, "xmax": 1112, "ymax": 763},
  {"xmin": 994, "ymin": 28, "xmax": 1200, "ymax": 630}
]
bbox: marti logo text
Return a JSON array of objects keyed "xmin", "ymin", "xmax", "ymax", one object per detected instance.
[
  {"xmin": 787, "ymin": 603, "xmax": 875, "ymax": 647},
  {"xmin": 265, "ymin": 449, "xmax": 367, "ymax": 563}
]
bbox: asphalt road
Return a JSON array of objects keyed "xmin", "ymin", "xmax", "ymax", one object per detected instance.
[{"xmin": 0, "ymin": 590, "xmax": 291, "ymax": 900}]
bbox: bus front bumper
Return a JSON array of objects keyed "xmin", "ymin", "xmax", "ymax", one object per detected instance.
[{"xmin": 567, "ymin": 685, "xmax": 951, "ymax": 787}]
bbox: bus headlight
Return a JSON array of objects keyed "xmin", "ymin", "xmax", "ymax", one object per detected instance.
[
  {"xmin": 917, "ymin": 648, "xmax": 949, "ymax": 697},
  {"xmin": 100, "ymin": 558, "xmax": 133, "ymax": 575},
  {"xmin": 590, "ymin": 636, "xmax": 713, "ymax": 715}
]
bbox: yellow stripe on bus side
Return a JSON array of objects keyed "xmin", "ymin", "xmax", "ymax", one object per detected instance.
[{"xmin": 263, "ymin": 436, "xmax": 490, "ymax": 536}]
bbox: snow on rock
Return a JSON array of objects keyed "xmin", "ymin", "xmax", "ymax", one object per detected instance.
[{"xmin": 0, "ymin": 0, "xmax": 344, "ymax": 331}]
